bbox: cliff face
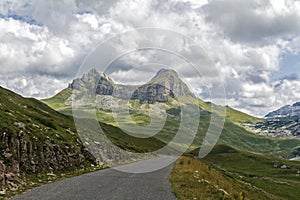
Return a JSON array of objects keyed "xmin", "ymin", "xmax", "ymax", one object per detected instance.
[
  {"xmin": 0, "ymin": 87, "xmax": 95, "ymax": 191},
  {"xmin": 131, "ymin": 84, "xmax": 175, "ymax": 103},
  {"xmin": 149, "ymin": 69, "xmax": 195, "ymax": 98},
  {"xmin": 70, "ymin": 68, "xmax": 115, "ymax": 95},
  {"xmin": 69, "ymin": 68, "xmax": 194, "ymax": 103}
]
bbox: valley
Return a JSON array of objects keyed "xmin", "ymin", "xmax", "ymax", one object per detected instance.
[{"xmin": 1, "ymin": 68, "xmax": 300, "ymax": 199}]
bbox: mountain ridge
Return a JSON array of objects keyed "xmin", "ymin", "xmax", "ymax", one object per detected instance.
[
  {"xmin": 68, "ymin": 68, "xmax": 194, "ymax": 103},
  {"xmin": 265, "ymin": 102, "xmax": 300, "ymax": 118},
  {"xmin": 44, "ymin": 68, "xmax": 261, "ymax": 125}
]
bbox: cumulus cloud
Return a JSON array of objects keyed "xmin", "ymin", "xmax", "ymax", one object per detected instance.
[
  {"xmin": 0, "ymin": 0, "xmax": 299, "ymax": 117},
  {"xmin": 0, "ymin": 73, "xmax": 70, "ymax": 98},
  {"xmin": 202, "ymin": 0, "xmax": 300, "ymax": 44}
]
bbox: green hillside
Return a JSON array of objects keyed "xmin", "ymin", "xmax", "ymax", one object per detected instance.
[
  {"xmin": 0, "ymin": 86, "xmax": 99, "ymax": 197},
  {"xmin": 0, "ymin": 86, "xmax": 174, "ymax": 198},
  {"xmin": 197, "ymin": 99, "xmax": 262, "ymax": 124},
  {"xmin": 44, "ymin": 88, "xmax": 262, "ymax": 125},
  {"xmin": 42, "ymin": 88, "xmax": 72, "ymax": 111},
  {"xmin": 43, "ymin": 88, "xmax": 300, "ymax": 159},
  {"xmin": 171, "ymin": 145, "xmax": 300, "ymax": 200}
]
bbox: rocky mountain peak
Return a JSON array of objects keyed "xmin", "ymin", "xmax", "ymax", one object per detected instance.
[
  {"xmin": 69, "ymin": 68, "xmax": 114, "ymax": 95},
  {"xmin": 150, "ymin": 68, "xmax": 195, "ymax": 98},
  {"xmin": 265, "ymin": 102, "xmax": 300, "ymax": 118},
  {"xmin": 151, "ymin": 68, "xmax": 179, "ymax": 80},
  {"xmin": 69, "ymin": 68, "xmax": 195, "ymax": 103}
]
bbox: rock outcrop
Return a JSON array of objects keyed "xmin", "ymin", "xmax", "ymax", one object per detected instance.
[
  {"xmin": 131, "ymin": 84, "xmax": 175, "ymax": 103},
  {"xmin": 0, "ymin": 87, "xmax": 95, "ymax": 191},
  {"xmin": 149, "ymin": 69, "xmax": 195, "ymax": 97},
  {"xmin": 69, "ymin": 68, "xmax": 194, "ymax": 103}
]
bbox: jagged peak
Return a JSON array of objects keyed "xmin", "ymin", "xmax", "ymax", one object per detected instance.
[
  {"xmin": 85, "ymin": 68, "xmax": 108, "ymax": 77},
  {"xmin": 149, "ymin": 68, "xmax": 194, "ymax": 97},
  {"xmin": 70, "ymin": 68, "xmax": 195, "ymax": 98},
  {"xmin": 80, "ymin": 68, "xmax": 113, "ymax": 82},
  {"xmin": 151, "ymin": 68, "xmax": 179, "ymax": 81}
]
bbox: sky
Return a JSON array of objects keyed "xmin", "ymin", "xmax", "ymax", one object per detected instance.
[{"xmin": 0, "ymin": 0, "xmax": 299, "ymax": 117}]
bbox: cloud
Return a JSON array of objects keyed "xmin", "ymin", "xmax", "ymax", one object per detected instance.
[
  {"xmin": 0, "ymin": 0, "xmax": 299, "ymax": 117},
  {"xmin": 280, "ymin": 73, "xmax": 299, "ymax": 81},
  {"xmin": 202, "ymin": 0, "xmax": 300, "ymax": 44},
  {"xmin": 0, "ymin": 73, "xmax": 70, "ymax": 98}
]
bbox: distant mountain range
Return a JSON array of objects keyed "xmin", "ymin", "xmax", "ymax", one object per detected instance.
[
  {"xmin": 244, "ymin": 102, "xmax": 300, "ymax": 140},
  {"xmin": 265, "ymin": 102, "xmax": 300, "ymax": 118}
]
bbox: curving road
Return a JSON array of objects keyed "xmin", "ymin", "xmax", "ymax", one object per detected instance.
[{"xmin": 13, "ymin": 156, "xmax": 177, "ymax": 200}]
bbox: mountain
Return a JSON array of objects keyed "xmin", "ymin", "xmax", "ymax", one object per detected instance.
[
  {"xmin": 0, "ymin": 86, "xmax": 96, "ymax": 195},
  {"xmin": 265, "ymin": 102, "xmax": 300, "ymax": 118},
  {"xmin": 0, "ymin": 86, "xmax": 169, "ymax": 197},
  {"xmin": 6, "ymin": 69, "xmax": 298, "ymax": 199},
  {"xmin": 69, "ymin": 68, "xmax": 115, "ymax": 96},
  {"xmin": 45, "ymin": 68, "xmax": 260, "ymax": 124},
  {"xmin": 251, "ymin": 102, "xmax": 300, "ymax": 138},
  {"xmin": 243, "ymin": 102, "xmax": 300, "ymax": 140},
  {"xmin": 68, "ymin": 68, "xmax": 194, "ymax": 103},
  {"xmin": 148, "ymin": 69, "xmax": 195, "ymax": 97},
  {"xmin": 42, "ymin": 68, "xmax": 300, "ymax": 160}
]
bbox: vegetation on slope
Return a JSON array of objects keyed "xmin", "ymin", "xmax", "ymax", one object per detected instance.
[
  {"xmin": 42, "ymin": 88, "xmax": 72, "ymax": 111},
  {"xmin": 0, "ymin": 86, "xmax": 172, "ymax": 198},
  {"xmin": 197, "ymin": 98, "xmax": 262, "ymax": 124},
  {"xmin": 44, "ymin": 88, "xmax": 300, "ymax": 158},
  {"xmin": 171, "ymin": 145, "xmax": 300, "ymax": 200},
  {"xmin": 0, "ymin": 86, "xmax": 99, "ymax": 198}
]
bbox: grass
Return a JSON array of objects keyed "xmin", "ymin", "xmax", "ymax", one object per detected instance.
[
  {"xmin": 78, "ymin": 118, "xmax": 168, "ymax": 153},
  {"xmin": 42, "ymin": 88, "xmax": 72, "ymax": 111},
  {"xmin": 42, "ymin": 87, "xmax": 300, "ymax": 199},
  {"xmin": 170, "ymin": 145, "xmax": 300, "ymax": 200},
  {"xmin": 44, "ymin": 88, "xmax": 300, "ymax": 158},
  {"xmin": 197, "ymin": 98, "xmax": 262, "ymax": 124},
  {"xmin": 0, "ymin": 86, "xmax": 102, "ymax": 198},
  {"xmin": 0, "ymin": 86, "xmax": 171, "ymax": 198},
  {"xmin": 170, "ymin": 156, "xmax": 273, "ymax": 200},
  {"xmin": 224, "ymin": 106, "xmax": 262, "ymax": 124}
]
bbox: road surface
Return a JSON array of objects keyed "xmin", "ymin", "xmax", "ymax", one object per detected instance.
[{"xmin": 13, "ymin": 156, "xmax": 177, "ymax": 200}]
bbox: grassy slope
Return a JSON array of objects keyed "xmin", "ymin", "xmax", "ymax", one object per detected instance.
[
  {"xmin": 43, "ymin": 89, "xmax": 300, "ymax": 158},
  {"xmin": 44, "ymin": 89, "xmax": 262, "ymax": 124},
  {"xmin": 1, "ymin": 87, "xmax": 168, "ymax": 198},
  {"xmin": 2, "ymin": 86, "xmax": 167, "ymax": 157},
  {"xmin": 43, "ymin": 88, "xmax": 300, "ymax": 199},
  {"xmin": 0, "ymin": 87, "xmax": 80, "ymax": 153},
  {"xmin": 171, "ymin": 145, "xmax": 300, "ymax": 200},
  {"xmin": 42, "ymin": 88, "xmax": 72, "ymax": 111},
  {"xmin": 0, "ymin": 86, "xmax": 96, "ymax": 197},
  {"xmin": 224, "ymin": 106, "xmax": 262, "ymax": 124},
  {"xmin": 197, "ymin": 98, "xmax": 262, "ymax": 124}
]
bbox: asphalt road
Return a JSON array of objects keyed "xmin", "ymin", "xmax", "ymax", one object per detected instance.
[{"xmin": 13, "ymin": 156, "xmax": 177, "ymax": 200}]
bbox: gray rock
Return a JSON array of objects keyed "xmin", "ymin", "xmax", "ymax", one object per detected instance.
[{"xmin": 69, "ymin": 68, "xmax": 195, "ymax": 104}]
